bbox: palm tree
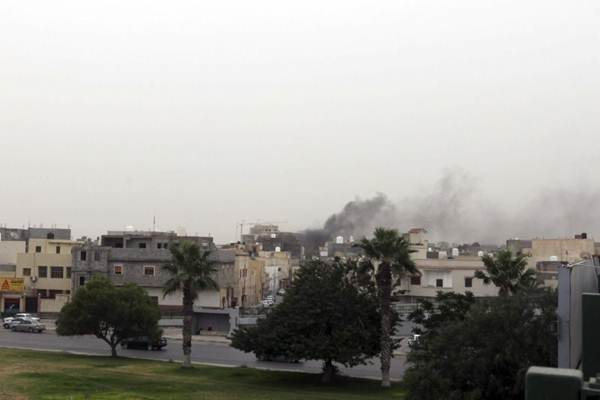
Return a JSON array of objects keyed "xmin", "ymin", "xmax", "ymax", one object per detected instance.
[
  {"xmin": 356, "ymin": 228, "xmax": 417, "ymax": 387},
  {"xmin": 163, "ymin": 241, "xmax": 218, "ymax": 368},
  {"xmin": 475, "ymin": 249, "xmax": 538, "ymax": 296}
]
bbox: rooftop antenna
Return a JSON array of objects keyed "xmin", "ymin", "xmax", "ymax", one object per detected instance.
[{"xmin": 153, "ymin": 215, "xmax": 156, "ymax": 232}]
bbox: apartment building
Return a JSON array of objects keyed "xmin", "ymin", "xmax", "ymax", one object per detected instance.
[
  {"xmin": 0, "ymin": 227, "xmax": 73, "ymax": 313},
  {"xmin": 71, "ymin": 230, "xmax": 266, "ymax": 313},
  {"xmin": 401, "ymin": 256, "xmax": 499, "ymax": 301},
  {"xmin": 507, "ymin": 233, "xmax": 597, "ymax": 288},
  {"xmin": 16, "ymin": 238, "xmax": 81, "ymax": 313}
]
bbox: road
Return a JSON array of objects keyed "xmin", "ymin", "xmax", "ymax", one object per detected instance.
[{"xmin": 0, "ymin": 327, "xmax": 406, "ymax": 381}]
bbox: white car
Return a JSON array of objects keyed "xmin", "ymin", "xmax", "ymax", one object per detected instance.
[
  {"xmin": 3, "ymin": 313, "xmax": 39, "ymax": 327},
  {"xmin": 261, "ymin": 299, "xmax": 274, "ymax": 307}
]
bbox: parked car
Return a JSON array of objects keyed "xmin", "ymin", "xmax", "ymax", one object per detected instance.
[
  {"xmin": 4, "ymin": 313, "xmax": 40, "ymax": 326},
  {"xmin": 407, "ymin": 334, "xmax": 421, "ymax": 346},
  {"xmin": 11, "ymin": 320, "xmax": 45, "ymax": 333},
  {"xmin": 121, "ymin": 336, "xmax": 167, "ymax": 350},
  {"xmin": 4, "ymin": 317, "xmax": 26, "ymax": 329},
  {"xmin": 15, "ymin": 313, "xmax": 40, "ymax": 322},
  {"xmin": 261, "ymin": 299, "xmax": 274, "ymax": 307}
]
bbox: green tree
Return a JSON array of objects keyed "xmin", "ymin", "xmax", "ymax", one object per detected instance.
[
  {"xmin": 56, "ymin": 276, "xmax": 161, "ymax": 357},
  {"xmin": 404, "ymin": 290, "xmax": 557, "ymax": 400},
  {"xmin": 231, "ymin": 259, "xmax": 381, "ymax": 383},
  {"xmin": 163, "ymin": 241, "xmax": 218, "ymax": 368},
  {"xmin": 475, "ymin": 249, "xmax": 538, "ymax": 296},
  {"xmin": 355, "ymin": 228, "xmax": 417, "ymax": 387}
]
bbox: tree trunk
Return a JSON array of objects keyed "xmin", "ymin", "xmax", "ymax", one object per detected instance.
[
  {"xmin": 182, "ymin": 290, "xmax": 193, "ymax": 369},
  {"xmin": 378, "ymin": 263, "xmax": 392, "ymax": 388},
  {"xmin": 321, "ymin": 360, "xmax": 335, "ymax": 384},
  {"xmin": 110, "ymin": 343, "xmax": 118, "ymax": 358}
]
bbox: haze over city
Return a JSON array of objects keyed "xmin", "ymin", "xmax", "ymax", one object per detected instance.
[{"xmin": 2, "ymin": 0, "xmax": 599, "ymax": 243}]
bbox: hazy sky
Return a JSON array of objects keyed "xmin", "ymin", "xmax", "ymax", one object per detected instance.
[{"xmin": 1, "ymin": 1, "xmax": 599, "ymax": 242}]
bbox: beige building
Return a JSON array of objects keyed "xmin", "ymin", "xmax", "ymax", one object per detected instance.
[
  {"xmin": 0, "ymin": 240, "xmax": 26, "ymax": 311},
  {"xmin": 257, "ymin": 250, "xmax": 292, "ymax": 297},
  {"xmin": 16, "ymin": 238, "xmax": 81, "ymax": 313},
  {"xmin": 397, "ymin": 256, "xmax": 499, "ymax": 303},
  {"xmin": 507, "ymin": 235, "xmax": 597, "ymax": 288}
]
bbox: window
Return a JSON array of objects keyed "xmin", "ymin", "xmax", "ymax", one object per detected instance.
[
  {"xmin": 66, "ymin": 267, "xmax": 71, "ymax": 279},
  {"xmin": 35, "ymin": 246, "xmax": 42, "ymax": 253},
  {"xmin": 49, "ymin": 290, "xmax": 62, "ymax": 299},
  {"xmin": 139, "ymin": 243, "xmax": 147, "ymax": 249},
  {"xmin": 410, "ymin": 276, "xmax": 421, "ymax": 286},
  {"xmin": 22, "ymin": 268, "xmax": 31, "ymax": 276},
  {"xmin": 144, "ymin": 266, "xmax": 155, "ymax": 276},
  {"xmin": 465, "ymin": 277, "xmax": 473, "ymax": 288},
  {"xmin": 436, "ymin": 279, "xmax": 443, "ymax": 288},
  {"xmin": 51, "ymin": 267, "xmax": 64, "ymax": 279},
  {"xmin": 80, "ymin": 251, "xmax": 87, "ymax": 261},
  {"xmin": 79, "ymin": 276, "xmax": 86, "ymax": 286},
  {"xmin": 114, "ymin": 265, "xmax": 123, "ymax": 275},
  {"xmin": 56, "ymin": 246, "xmax": 61, "ymax": 254},
  {"xmin": 47, "ymin": 232, "xmax": 55, "ymax": 239},
  {"xmin": 94, "ymin": 251, "xmax": 100, "ymax": 261},
  {"xmin": 157, "ymin": 243, "xmax": 162, "ymax": 249},
  {"xmin": 38, "ymin": 266, "xmax": 48, "ymax": 278},
  {"xmin": 38, "ymin": 290, "xmax": 49, "ymax": 298},
  {"xmin": 149, "ymin": 296, "xmax": 159, "ymax": 305}
]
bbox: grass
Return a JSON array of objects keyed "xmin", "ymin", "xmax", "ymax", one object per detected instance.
[{"xmin": 0, "ymin": 348, "xmax": 405, "ymax": 400}]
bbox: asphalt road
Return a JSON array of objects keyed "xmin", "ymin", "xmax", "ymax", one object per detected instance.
[{"xmin": 0, "ymin": 327, "xmax": 406, "ymax": 381}]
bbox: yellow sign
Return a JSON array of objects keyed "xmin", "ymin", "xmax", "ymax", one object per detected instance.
[{"xmin": 0, "ymin": 278, "xmax": 24, "ymax": 293}]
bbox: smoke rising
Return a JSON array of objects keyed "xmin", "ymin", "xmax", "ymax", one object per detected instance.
[{"xmin": 303, "ymin": 168, "xmax": 600, "ymax": 246}]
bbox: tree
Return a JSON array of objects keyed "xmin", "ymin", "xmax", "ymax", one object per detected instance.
[
  {"xmin": 408, "ymin": 291, "xmax": 476, "ymax": 336},
  {"xmin": 231, "ymin": 259, "xmax": 381, "ymax": 383},
  {"xmin": 163, "ymin": 241, "xmax": 218, "ymax": 368},
  {"xmin": 404, "ymin": 290, "xmax": 557, "ymax": 400},
  {"xmin": 56, "ymin": 276, "xmax": 161, "ymax": 357},
  {"xmin": 355, "ymin": 228, "xmax": 417, "ymax": 387},
  {"xmin": 475, "ymin": 249, "xmax": 538, "ymax": 296}
]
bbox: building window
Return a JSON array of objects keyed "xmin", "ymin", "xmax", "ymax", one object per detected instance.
[
  {"xmin": 80, "ymin": 251, "xmax": 87, "ymax": 261},
  {"xmin": 94, "ymin": 251, "xmax": 100, "ymax": 261},
  {"xmin": 38, "ymin": 266, "xmax": 48, "ymax": 278},
  {"xmin": 139, "ymin": 243, "xmax": 147, "ymax": 249},
  {"xmin": 114, "ymin": 265, "xmax": 123, "ymax": 275},
  {"xmin": 436, "ymin": 279, "xmax": 443, "ymax": 288},
  {"xmin": 49, "ymin": 290, "xmax": 62, "ymax": 299},
  {"xmin": 149, "ymin": 296, "xmax": 159, "ymax": 305},
  {"xmin": 47, "ymin": 232, "xmax": 55, "ymax": 239},
  {"xmin": 79, "ymin": 276, "xmax": 86, "ymax": 286},
  {"xmin": 35, "ymin": 246, "xmax": 42, "ymax": 253},
  {"xmin": 22, "ymin": 268, "xmax": 31, "ymax": 276},
  {"xmin": 157, "ymin": 243, "xmax": 162, "ymax": 249},
  {"xmin": 66, "ymin": 267, "xmax": 72, "ymax": 279},
  {"xmin": 51, "ymin": 267, "xmax": 64, "ymax": 279},
  {"xmin": 39, "ymin": 289, "xmax": 49, "ymax": 298},
  {"xmin": 56, "ymin": 246, "xmax": 61, "ymax": 254},
  {"xmin": 410, "ymin": 276, "xmax": 421, "ymax": 286},
  {"xmin": 465, "ymin": 277, "xmax": 473, "ymax": 288},
  {"xmin": 144, "ymin": 266, "xmax": 155, "ymax": 276}
]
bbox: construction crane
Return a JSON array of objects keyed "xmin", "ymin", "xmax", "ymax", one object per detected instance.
[{"xmin": 237, "ymin": 220, "xmax": 288, "ymax": 242}]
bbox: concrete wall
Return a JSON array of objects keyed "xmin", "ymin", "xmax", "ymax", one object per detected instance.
[
  {"xmin": 531, "ymin": 239, "xmax": 595, "ymax": 265},
  {"xmin": 40, "ymin": 294, "xmax": 70, "ymax": 313},
  {"xmin": 0, "ymin": 241, "xmax": 25, "ymax": 265}
]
